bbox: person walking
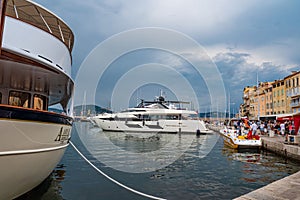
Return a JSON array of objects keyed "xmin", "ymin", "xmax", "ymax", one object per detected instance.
[
  {"xmin": 260, "ymin": 122, "xmax": 265, "ymax": 135},
  {"xmin": 280, "ymin": 122, "xmax": 285, "ymax": 136},
  {"xmin": 251, "ymin": 121, "xmax": 258, "ymax": 135}
]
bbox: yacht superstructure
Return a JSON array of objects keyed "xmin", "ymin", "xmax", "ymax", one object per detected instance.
[{"xmin": 0, "ymin": 0, "xmax": 74, "ymax": 198}]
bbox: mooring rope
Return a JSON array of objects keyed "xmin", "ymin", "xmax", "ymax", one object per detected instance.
[{"xmin": 70, "ymin": 141, "xmax": 166, "ymax": 200}]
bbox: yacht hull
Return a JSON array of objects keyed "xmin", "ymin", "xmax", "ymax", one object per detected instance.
[
  {"xmin": 94, "ymin": 118, "xmax": 210, "ymax": 134},
  {"xmin": 0, "ymin": 118, "xmax": 71, "ymax": 199},
  {"xmin": 219, "ymin": 129, "xmax": 261, "ymax": 149},
  {"xmin": 0, "ymin": 0, "xmax": 75, "ymax": 198}
]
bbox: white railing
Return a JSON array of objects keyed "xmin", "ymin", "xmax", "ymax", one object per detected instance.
[
  {"xmin": 290, "ymin": 101, "xmax": 300, "ymax": 107},
  {"xmin": 286, "ymin": 88, "xmax": 300, "ymax": 97}
]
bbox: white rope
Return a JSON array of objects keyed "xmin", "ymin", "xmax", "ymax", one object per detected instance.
[{"xmin": 69, "ymin": 141, "xmax": 166, "ymax": 200}]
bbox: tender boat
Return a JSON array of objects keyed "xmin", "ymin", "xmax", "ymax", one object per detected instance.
[
  {"xmin": 0, "ymin": 0, "xmax": 74, "ymax": 199},
  {"xmin": 219, "ymin": 119, "xmax": 262, "ymax": 149},
  {"xmin": 92, "ymin": 95, "xmax": 212, "ymax": 134}
]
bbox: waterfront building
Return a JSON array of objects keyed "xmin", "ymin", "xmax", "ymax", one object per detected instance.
[
  {"xmin": 240, "ymin": 71, "xmax": 300, "ymax": 118},
  {"xmin": 272, "ymin": 79, "xmax": 286, "ymax": 114},
  {"xmin": 285, "ymin": 71, "xmax": 300, "ymax": 113},
  {"xmin": 258, "ymin": 82, "xmax": 273, "ymax": 117},
  {"xmin": 242, "ymin": 86, "xmax": 256, "ymax": 119},
  {"xmin": 252, "ymin": 86, "xmax": 258, "ymax": 120}
]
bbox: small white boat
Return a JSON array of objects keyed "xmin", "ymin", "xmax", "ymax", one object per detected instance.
[
  {"xmin": 93, "ymin": 95, "xmax": 212, "ymax": 135},
  {"xmin": 0, "ymin": 0, "xmax": 74, "ymax": 199},
  {"xmin": 219, "ymin": 119, "xmax": 262, "ymax": 149}
]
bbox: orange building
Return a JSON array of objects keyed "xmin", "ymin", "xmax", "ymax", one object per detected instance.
[
  {"xmin": 272, "ymin": 79, "xmax": 286, "ymax": 114},
  {"xmin": 258, "ymin": 82, "xmax": 273, "ymax": 116},
  {"xmin": 242, "ymin": 86, "xmax": 256, "ymax": 119}
]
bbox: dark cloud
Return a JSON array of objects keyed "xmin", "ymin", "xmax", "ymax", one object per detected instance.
[
  {"xmin": 213, "ymin": 50, "xmax": 298, "ymax": 108},
  {"xmin": 33, "ymin": 0, "xmax": 300, "ymax": 112}
]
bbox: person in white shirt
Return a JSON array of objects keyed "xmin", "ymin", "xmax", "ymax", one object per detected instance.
[
  {"xmin": 280, "ymin": 122, "xmax": 285, "ymax": 136},
  {"xmin": 251, "ymin": 122, "xmax": 258, "ymax": 135}
]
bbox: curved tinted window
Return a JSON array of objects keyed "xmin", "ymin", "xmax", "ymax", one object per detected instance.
[
  {"xmin": 33, "ymin": 94, "xmax": 47, "ymax": 110},
  {"xmin": 9, "ymin": 91, "xmax": 30, "ymax": 108}
]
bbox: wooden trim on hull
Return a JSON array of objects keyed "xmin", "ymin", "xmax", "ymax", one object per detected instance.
[
  {"xmin": 0, "ymin": 104, "xmax": 73, "ymax": 125},
  {"xmin": 223, "ymin": 136, "xmax": 238, "ymax": 149},
  {"xmin": 221, "ymin": 135, "xmax": 261, "ymax": 149}
]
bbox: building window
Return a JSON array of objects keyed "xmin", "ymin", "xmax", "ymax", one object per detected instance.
[
  {"xmin": 9, "ymin": 91, "xmax": 30, "ymax": 108},
  {"xmin": 293, "ymin": 79, "xmax": 295, "ymax": 87},
  {"xmin": 33, "ymin": 94, "xmax": 47, "ymax": 110}
]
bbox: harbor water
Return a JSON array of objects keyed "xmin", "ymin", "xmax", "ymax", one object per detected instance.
[{"xmin": 18, "ymin": 122, "xmax": 300, "ymax": 200}]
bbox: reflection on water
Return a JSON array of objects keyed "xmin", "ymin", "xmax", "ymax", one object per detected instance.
[
  {"xmin": 16, "ymin": 165, "xmax": 65, "ymax": 200},
  {"xmin": 18, "ymin": 122, "xmax": 300, "ymax": 200},
  {"xmin": 221, "ymin": 145, "xmax": 299, "ymax": 185}
]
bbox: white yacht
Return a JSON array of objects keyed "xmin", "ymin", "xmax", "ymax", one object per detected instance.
[
  {"xmin": 93, "ymin": 96, "xmax": 212, "ymax": 134},
  {"xmin": 0, "ymin": 0, "xmax": 74, "ymax": 199}
]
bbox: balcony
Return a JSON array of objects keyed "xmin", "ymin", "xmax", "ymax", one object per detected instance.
[
  {"xmin": 287, "ymin": 88, "xmax": 300, "ymax": 97},
  {"xmin": 290, "ymin": 101, "xmax": 300, "ymax": 108}
]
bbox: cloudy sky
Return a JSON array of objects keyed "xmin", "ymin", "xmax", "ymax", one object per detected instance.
[{"xmin": 35, "ymin": 0, "xmax": 300, "ymax": 112}]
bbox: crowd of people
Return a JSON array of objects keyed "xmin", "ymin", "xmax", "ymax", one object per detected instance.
[{"xmin": 228, "ymin": 119, "xmax": 296, "ymax": 141}]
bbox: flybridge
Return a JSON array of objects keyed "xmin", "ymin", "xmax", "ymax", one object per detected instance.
[
  {"xmin": 136, "ymin": 96, "xmax": 191, "ymax": 110},
  {"xmin": 5, "ymin": 0, "xmax": 74, "ymax": 51}
]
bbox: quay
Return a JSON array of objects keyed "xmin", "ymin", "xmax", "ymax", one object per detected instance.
[
  {"xmin": 207, "ymin": 125, "xmax": 300, "ymax": 199},
  {"xmin": 262, "ymin": 135, "xmax": 300, "ymax": 161},
  {"xmin": 235, "ymin": 170, "xmax": 300, "ymax": 200},
  {"xmin": 236, "ymin": 136, "xmax": 300, "ymax": 200}
]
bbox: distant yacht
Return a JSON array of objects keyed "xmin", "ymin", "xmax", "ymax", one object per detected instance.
[
  {"xmin": 0, "ymin": 0, "xmax": 74, "ymax": 199},
  {"xmin": 92, "ymin": 95, "xmax": 212, "ymax": 134}
]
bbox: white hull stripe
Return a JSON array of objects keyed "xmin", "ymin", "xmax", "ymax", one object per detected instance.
[{"xmin": 0, "ymin": 143, "xmax": 69, "ymax": 156}]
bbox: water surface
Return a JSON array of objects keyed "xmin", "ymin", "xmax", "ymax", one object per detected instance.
[{"xmin": 18, "ymin": 122, "xmax": 300, "ymax": 200}]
